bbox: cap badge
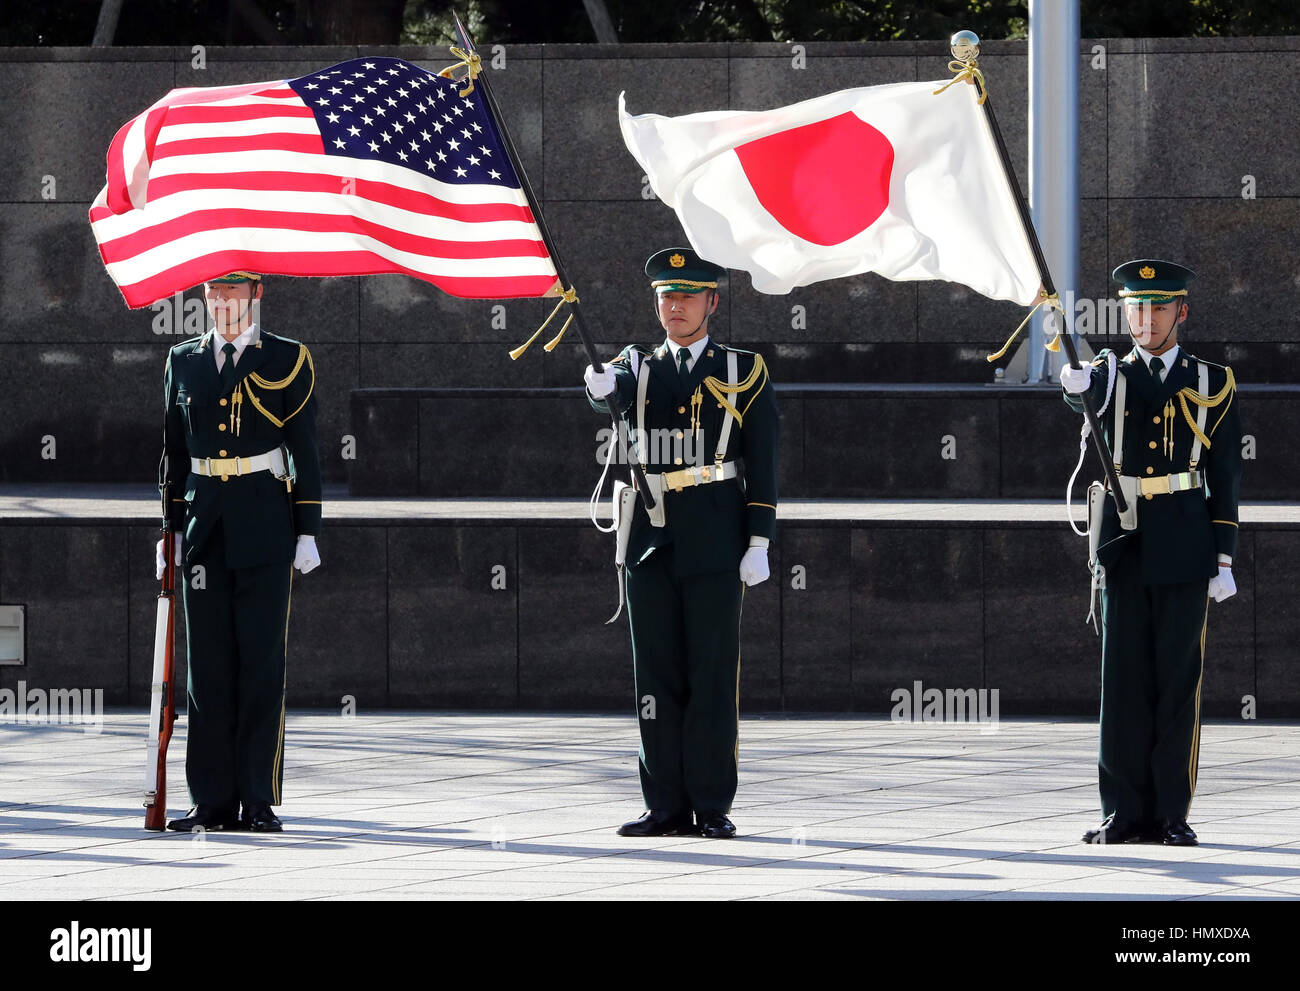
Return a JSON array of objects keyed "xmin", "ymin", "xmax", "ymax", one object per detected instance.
[
  {"xmin": 669, "ymin": 253, "xmax": 686, "ymax": 268},
  {"xmin": 1139, "ymin": 265, "xmax": 1155, "ymax": 280}
]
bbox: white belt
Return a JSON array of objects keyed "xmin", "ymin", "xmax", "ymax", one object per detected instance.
[
  {"xmin": 191, "ymin": 448, "xmax": 287, "ymax": 482},
  {"xmin": 655, "ymin": 460, "xmax": 741, "ymax": 493},
  {"xmin": 1117, "ymin": 469, "xmax": 1202, "ymax": 499}
]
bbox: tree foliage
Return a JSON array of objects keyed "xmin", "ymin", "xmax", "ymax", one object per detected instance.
[{"xmin": 3, "ymin": 0, "xmax": 1299, "ymax": 47}]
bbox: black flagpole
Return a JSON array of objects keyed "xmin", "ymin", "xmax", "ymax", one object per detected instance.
[
  {"xmin": 450, "ymin": 12, "xmax": 657, "ymax": 512},
  {"xmin": 951, "ymin": 32, "xmax": 1129, "ymax": 517}
]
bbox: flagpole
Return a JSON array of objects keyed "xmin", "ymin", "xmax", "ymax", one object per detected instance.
[
  {"xmin": 949, "ymin": 30, "xmax": 1129, "ymax": 518},
  {"xmin": 450, "ymin": 13, "xmax": 658, "ymax": 513}
]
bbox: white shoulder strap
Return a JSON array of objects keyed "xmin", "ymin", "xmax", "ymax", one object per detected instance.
[
  {"xmin": 1190, "ymin": 360, "xmax": 1209, "ymax": 468},
  {"xmin": 635, "ymin": 357, "xmax": 651, "ymax": 467},
  {"xmin": 1112, "ymin": 370, "xmax": 1128, "ymax": 471},
  {"xmin": 714, "ymin": 351, "xmax": 739, "ymax": 464}
]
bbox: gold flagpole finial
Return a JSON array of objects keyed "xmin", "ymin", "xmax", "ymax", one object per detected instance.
[
  {"xmin": 438, "ymin": 46, "xmax": 483, "ymax": 97},
  {"xmin": 933, "ymin": 29, "xmax": 988, "ymax": 105}
]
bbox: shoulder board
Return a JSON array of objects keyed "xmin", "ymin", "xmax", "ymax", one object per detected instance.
[
  {"xmin": 256, "ymin": 329, "xmax": 304, "ymax": 351},
  {"xmin": 1186, "ymin": 354, "xmax": 1227, "ymax": 374},
  {"xmin": 611, "ymin": 344, "xmax": 652, "ymax": 365}
]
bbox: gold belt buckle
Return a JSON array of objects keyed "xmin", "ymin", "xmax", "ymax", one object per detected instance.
[
  {"xmin": 206, "ymin": 455, "xmax": 241, "ymax": 481},
  {"xmin": 1140, "ymin": 475, "xmax": 1172, "ymax": 497}
]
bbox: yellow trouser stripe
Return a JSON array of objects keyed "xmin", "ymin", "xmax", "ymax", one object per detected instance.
[
  {"xmin": 1186, "ymin": 598, "xmax": 1209, "ymax": 816},
  {"xmin": 272, "ymin": 569, "xmax": 293, "ymax": 805}
]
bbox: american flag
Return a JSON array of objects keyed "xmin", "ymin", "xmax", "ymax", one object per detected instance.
[{"xmin": 90, "ymin": 56, "xmax": 559, "ymax": 308}]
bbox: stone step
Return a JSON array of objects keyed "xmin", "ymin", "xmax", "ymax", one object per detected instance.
[
  {"xmin": 2, "ymin": 487, "xmax": 1296, "ymax": 717},
  {"xmin": 348, "ymin": 384, "xmax": 1298, "ymax": 500}
]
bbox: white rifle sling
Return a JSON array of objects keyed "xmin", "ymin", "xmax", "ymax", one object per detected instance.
[
  {"xmin": 1112, "ymin": 371, "xmax": 1138, "ymax": 530},
  {"xmin": 713, "ymin": 351, "xmax": 740, "ymax": 466},
  {"xmin": 1189, "ymin": 360, "xmax": 1209, "ymax": 469},
  {"xmin": 1112, "ymin": 370, "xmax": 1127, "ymax": 471},
  {"xmin": 637, "ymin": 358, "xmax": 666, "ymax": 527}
]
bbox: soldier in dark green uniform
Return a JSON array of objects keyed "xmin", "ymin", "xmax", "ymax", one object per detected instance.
[
  {"xmin": 585, "ymin": 247, "xmax": 778, "ymax": 839},
  {"xmin": 1062, "ymin": 259, "xmax": 1242, "ymax": 846},
  {"xmin": 155, "ymin": 272, "xmax": 323, "ymax": 833}
]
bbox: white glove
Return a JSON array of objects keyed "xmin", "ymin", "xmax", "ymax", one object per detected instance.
[
  {"xmin": 1207, "ymin": 566, "xmax": 1236, "ymax": 603},
  {"xmin": 1060, "ymin": 363, "xmax": 1093, "ymax": 395},
  {"xmin": 294, "ymin": 535, "xmax": 321, "ymax": 574},
  {"xmin": 155, "ymin": 535, "xmax": 182, "ymax": 580},
  {"xmin": 584, "ymin": 364, "xmax": 617, "ymax": 399},
  {"xmin": 739, "ymin": 547, "xmax": 769, "ymax": 587}
]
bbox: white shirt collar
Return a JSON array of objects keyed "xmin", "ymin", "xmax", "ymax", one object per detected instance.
[
  {"xmin": 664, "ymin": 334, "xmax": 709, "ymax": 366},
  {"xmin": 1134, "ymin": 342, "xmax": 1179, "ymax": 373},
  {"xmin": 212, "ymin": 322, "xmax": 259, "ymax": 362}
]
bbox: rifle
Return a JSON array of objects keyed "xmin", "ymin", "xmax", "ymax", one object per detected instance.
[{"xmin": 143, "ymin": 479, "xmax": 178, "ymax": 831}]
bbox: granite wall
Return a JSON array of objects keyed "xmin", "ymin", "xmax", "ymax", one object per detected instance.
[
  {"xmin": 348, "ymin": 383, "xmax": 1300, "ymax": 499},
  {"xmin": 1, "ymin": 38, "xmax": 1297, "ymax": 485},
  {"xmin": 0, "ymin": 514, "xmax": 1293, "ymax": 717}
]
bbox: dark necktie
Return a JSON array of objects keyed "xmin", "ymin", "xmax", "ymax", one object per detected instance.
[
  {"xmin": 219, "ymin": 342, "xmax": 238, "ymax": 394},
  {"xmin": 1149, "ymin": 356, "xmax": 1164, "ymax": 385},
  {"xmin": 677, "ymin": 347, "xmax": 691, "ymax": 379}
]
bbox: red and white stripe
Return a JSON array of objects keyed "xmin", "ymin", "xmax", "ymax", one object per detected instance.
[{"xmin": 90, "ymin": 79, "xmax": 558, "ymax": 308}]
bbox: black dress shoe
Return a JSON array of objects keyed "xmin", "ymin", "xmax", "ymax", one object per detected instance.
[
  {"xmin": 616, "ymin": 810, "xmax": 696, "ymax": 837},
  {"xmin": 1081, "ymin": 814, "xmax": 1148, "ymax": 845},
  {"xmin": 167, "ymin": 804, "xmax": 240, "ymax": 832},
  {"xmin": 1154, "ymin": 817, "xmax": 1198, "ymax": 846},
  {"xmin": 241, "ymin": 803, "xmax": 283, "ymax": 833},
  {"xmin": 697, "ymin": 812, "xmax": 737, "ymax": 839}
]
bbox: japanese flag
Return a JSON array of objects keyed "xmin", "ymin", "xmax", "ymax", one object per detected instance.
[{"xmin": 619, "ymin": 80, "xmax": 1040, "ymax": 303}]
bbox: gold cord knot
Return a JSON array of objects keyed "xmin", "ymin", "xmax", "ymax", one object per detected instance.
[
  {"xmin": 439, "ymin": 47, "xmax": 483, "ymax": 97},
  {"xmin": 933, "ymin": 59, "xmax": 988, "ymax": 105}
]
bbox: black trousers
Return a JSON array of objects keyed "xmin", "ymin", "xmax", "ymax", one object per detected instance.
[
  {"xmin": 182, "ymin": 521, "xmax": 293, "ymax": 808},
  {"xmin": 625, "ymin": 549, "xmax": 744, "ymax": 815},
  {"xmin": 1098, "ymin": 546, "xmax": 1209, "ymax": 823}
]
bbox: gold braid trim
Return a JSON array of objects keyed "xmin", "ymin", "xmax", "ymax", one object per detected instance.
[
  {"xmin": 651, "ymin": 279, "xmax": 718, "ymax": 289},
  {"xmin": 1175, "ymin": 367, "xmax": 1236, "ymax": 450},
  {"xmin": 703, "ymin": 353, "xmax": 767, "ymax": 427},
  {"xmin": 249, "ymin": 343, "xmax": 307, "ymax": 390},
  {"xmin": 244, "ymin": 345, "xmax": 316, "ymax": 427}
]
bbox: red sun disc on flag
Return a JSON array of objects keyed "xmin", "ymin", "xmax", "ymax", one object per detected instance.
[{"xmin": 734, "ymin": 112, "xmax": 894, "ymax": 246}]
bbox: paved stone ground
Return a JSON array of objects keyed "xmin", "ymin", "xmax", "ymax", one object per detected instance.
[{"xmin": 1, "ymin": 713, "xmax": 1297, "ymax": 901}]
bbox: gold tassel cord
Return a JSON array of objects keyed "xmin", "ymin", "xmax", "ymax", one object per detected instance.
[
  {"xmin": 1175, "ymin": 367, "xmax": 1237, "ymax": 450},
  {"xmin": 509, "ymin": 286, "xmax": 579, "ymax": 360},
  {"xmin": 933, "ymin": 58, "xmax": 988, "ymax": 105},
  {"xmin": 1164, "ymin": 400, "xmax": 1175, "ymax": 459},
  {"xmin": 542, "ymin": 313, "xmax": 574, "ymax": 352},
  {"xmin": 437, "ymin": 47, "xmax": 483, "ymax": 97},
  {"xmin": 985, "ymin": 292, "xmax": 1062, "ymax": 363},
  {"xmin": 703, "ymin": 354, "xmax": 768, "ymax": 427}
]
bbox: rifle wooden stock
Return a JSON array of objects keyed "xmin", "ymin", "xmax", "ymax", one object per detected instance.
[{"xmin": 144, "ymin": 500, "xmax": 177, "ymax": 831}]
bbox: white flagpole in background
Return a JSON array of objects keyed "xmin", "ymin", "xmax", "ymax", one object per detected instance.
[{"xmin": 1005, "ymin": 0, "xmax": 1089, "ymax": 384}]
